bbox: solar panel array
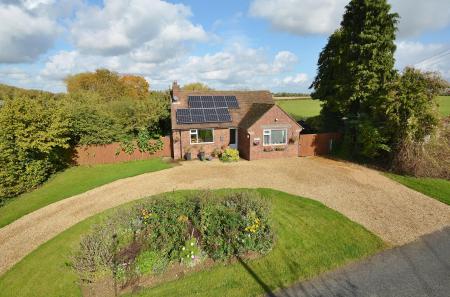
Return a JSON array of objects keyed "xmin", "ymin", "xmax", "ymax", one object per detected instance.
[
  {"xmin": 176, "ymin": 108, "xmax": 232, "ymax": 124},
  {"xmin": 188, "ymin": 95, "xmax": 239, "ymax": 109}
]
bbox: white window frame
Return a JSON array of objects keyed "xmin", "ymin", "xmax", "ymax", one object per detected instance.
[
  {"xmin": 190, "ymin": 128, "xmax": 215, "ymax": 144},
  {"xmin": 263, "ymin": 128, "xmax": 288, "ymax": 146}
]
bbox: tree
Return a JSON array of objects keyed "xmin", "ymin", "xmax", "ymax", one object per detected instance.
[
  {"xmin": 182, "ymin": 82, "xmax": 213, "ymax": 91},
  {"xmin": 311, "ymin": 0, "xmax": 399, "ymax": 158},
  {"xmin": 119, "ymin": 75, "xmax": 150, "ymax": 99},
  {"xmin": 0, "ymin": 95, "xmax": 71, "ymax": 202}
]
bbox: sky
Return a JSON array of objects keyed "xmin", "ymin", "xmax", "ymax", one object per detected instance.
[{"xmin": 0, "ymin": 0, "xmax": 449, "ymax": 93}]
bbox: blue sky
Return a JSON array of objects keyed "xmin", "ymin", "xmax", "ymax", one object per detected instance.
[{"xmin": 0, "ymin": 0, "xmax": 449, "ymax": 93}]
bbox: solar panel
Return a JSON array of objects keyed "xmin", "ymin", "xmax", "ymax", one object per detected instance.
[
  {"xmin": 176, "ymin": 109, "xmax": 192, "ymax": 124},
  {"xmin": 188, "ymin": 96, "xmax": 202, "ymax": 108},
  {"xmin": 188, "ymin": 95, "xmax": 239, "ymax": 109},
  {"xmin": 204, "ymin": 108, "xmax": 218, "ymax": 122},
  {"xmin": 216, "ymin": 108, "xmax": 232, "ymax": 122},
  {"xmin": 225, "ymin": 96, "xmax": 239, "ymax": 108},
  {"xmin": 190, "ymin": 108, "xmax": 205, "ymax": 123},
  {"xmin": 213, "ymin": 96, "xmax": 227, "ymax": 108},
  {"xmin": 176, "ymin": 108, "xmax": 232, "ymax": 124}
]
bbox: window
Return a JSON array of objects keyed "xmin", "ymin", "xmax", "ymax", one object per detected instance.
[
  {"xmin": 263, "ymin": 129, "xmax": 287, "ymax": 145},
  {"xmin": 190, "ymin": 129, "xmax": 214, "ymax": 144}
]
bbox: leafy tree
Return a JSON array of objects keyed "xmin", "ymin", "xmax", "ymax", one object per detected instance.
[
  {"xmin": 0, "ymin": 95, "xmax": 71, "ymax": 202},
  {"xmin": 120, "ymin": 75, "xmax": 150, "ymax": 99},
  {"xmin": 182, "ymin": 82, "xmax": 213, "ymax": 91},
  {"xmin": 65, "ymin": 69, "xmax": 127, "ymax": 101},
  {"xmin": 311, "ymin": 0, "xmax": 399, "ymax": 158}
]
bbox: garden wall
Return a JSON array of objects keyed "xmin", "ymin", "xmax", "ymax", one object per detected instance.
[
  {"xmin": 299, "ymin": 133, "xmax": 341, "ymax": 157},
  {"xmin": 73, "ymin": 136, "xmax": 172, "ymax": 165}
]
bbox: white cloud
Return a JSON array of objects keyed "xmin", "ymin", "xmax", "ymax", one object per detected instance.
[
  {"xmin": 275, "ymin": 73, "xmax": 309, "ymax": 86},
  {"xmin": 0, "ymin": 4, "xmax": 59, "ymax": 63},
  {"xmin": 249, "ymin": 0, "xmax": 450, "ymax": 37},
  {"xmin": 390, "ymin": 0, "xmax": 450, "ymax": 37},
  {"xmin": 249, "ymin": 0, "xmax": 346, "ymax": 35},
  {"xmin": 395, "ymin": 41, "xmax": 450, "ymax": 80},
  {"xmin": 38, "ymin": 44, "xmax": 302, "ymax": 91},
  {"xmin": 70, "ymin": 0, "xmax": 207, "ymax": 57}
]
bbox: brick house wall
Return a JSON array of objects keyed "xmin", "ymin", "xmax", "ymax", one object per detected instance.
[
  {"xmin": 246, "ymin": 105, "xmax": 301, "ymax": 160},
  {"xmin": 173, "ymin": 128, "xmax": 232, "ymax": 160}
]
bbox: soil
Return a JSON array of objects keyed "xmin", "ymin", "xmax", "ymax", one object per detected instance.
[{"xmin": 1, "ymin": 157, "xmax": 450, "ymax": 275}]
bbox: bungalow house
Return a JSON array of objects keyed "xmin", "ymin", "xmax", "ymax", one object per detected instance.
[{"xmin": 170, "ymin": 81, "xmax": 302, "ymax": 160}]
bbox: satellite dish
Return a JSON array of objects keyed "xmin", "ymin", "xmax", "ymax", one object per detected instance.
[{"xmin": 173, "ymin": 95, "xmax": 179, "ymax": 102}]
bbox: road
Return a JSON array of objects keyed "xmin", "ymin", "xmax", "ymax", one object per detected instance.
[{"xmin": 273, "ymin": 227, "xmax": 450, "ymax": 297}]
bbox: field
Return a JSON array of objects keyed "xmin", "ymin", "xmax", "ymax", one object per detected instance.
[
  {"xmin": 277, "ymin": 96, "xmax": 450, "ymax": 120},
  {"xmin": 0, "ymin": 158, "xmax": 172, "ymax": 228},
  {"xmin": 0, "ymin": 189, "xmax": 384, "ymax": 297},
  {"xmin": 276, "ymin": 98, "xmax": 321, "ymax": 120}
]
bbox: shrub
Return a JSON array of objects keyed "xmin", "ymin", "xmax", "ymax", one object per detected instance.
[
  {"xmin": 219, "ymin": 148, "xmax": 239, "ymax": 162},
  {"xmin": 73, "ymin": 191, "xmax": 273, "ymax": 289}
]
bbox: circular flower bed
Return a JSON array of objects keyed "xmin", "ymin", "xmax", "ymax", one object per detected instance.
[{"xmin": 73, "ymin": 191, "xmax": 274, "ymax": 294}]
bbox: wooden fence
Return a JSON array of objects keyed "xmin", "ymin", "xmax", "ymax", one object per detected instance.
[{"xmin": 299, "ymin": 133, "xmax": 341, "ymax": 157}]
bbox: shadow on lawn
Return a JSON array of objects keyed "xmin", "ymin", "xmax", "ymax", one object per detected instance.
[{"xmin": 235, "ymin": 254, "xmax": 277, "ymax": 297}]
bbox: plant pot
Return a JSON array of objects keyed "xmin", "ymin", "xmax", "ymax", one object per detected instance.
[
  {"xmin": 184, "ymin": 152, "xmax": 192, "ymax": 160},
  {"xmin": 198, "ymin": 152, "xmax": 206, "ymax": 161}
]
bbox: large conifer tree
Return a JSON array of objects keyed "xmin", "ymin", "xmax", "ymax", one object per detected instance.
[{"xmin": 311, "ymin": 0, "xmax": 399, "ymax": 158}]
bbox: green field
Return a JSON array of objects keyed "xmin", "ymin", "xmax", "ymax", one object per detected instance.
[
  {"xmin": 277, "ymin": 96, "xmax": 450, "ymax": 120},
  {"xmin": 276, "ymin": 99, "xmax": 321, "ymax": 120},
  {"xmin": 0, "ymin": 189, "xmax": 384, "ymax": 297},
  {"xmin": 437, "ymin": 96, "xmax": 450, "ymax": 117},
  {"xmin": 386, "ymin": 174, "xmax": 450, "ymax": 205},
  {"xmin": 0, "ymin": 158, "xmax": 172, "ymax": 228}
]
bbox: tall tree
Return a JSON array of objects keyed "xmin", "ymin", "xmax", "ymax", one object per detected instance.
[
  {"xmin": 311, "ymin": 0, "xmax": 399, "ymax": 158},
  {"xmin": 182, "ymin": 82, "xmax": 213, "ymax": 91}
]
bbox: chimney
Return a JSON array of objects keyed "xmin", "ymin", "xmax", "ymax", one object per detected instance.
[{"xmin": 172, "ymin": 81, "xmax": 181, "ymax": 103}]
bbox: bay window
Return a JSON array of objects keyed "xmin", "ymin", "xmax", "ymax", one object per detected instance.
[{"xmin": 263, "ymin": 129, "xmax": 287, "ymax": 145}]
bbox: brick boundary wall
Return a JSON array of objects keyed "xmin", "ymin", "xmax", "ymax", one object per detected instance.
[
  {"xmin": 73, "ymin": 136, "xmax": 172, "ymax": 165},
  {"xmin": 299, "ymin": 133, "xmax": 341, "ymax": 157}
]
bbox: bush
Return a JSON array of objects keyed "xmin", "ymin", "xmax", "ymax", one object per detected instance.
[
  {"xmin": 73, "ymin": 191, "xmax": 273, "ymax": 289},
  {"xmin": 219, "ymin": 148, "xmax": 239, "ymax": 162}
]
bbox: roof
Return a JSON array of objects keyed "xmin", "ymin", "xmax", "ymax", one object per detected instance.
[{"xmin": 171, "ymin": 89, "xmax": 274, "ymax": 129}]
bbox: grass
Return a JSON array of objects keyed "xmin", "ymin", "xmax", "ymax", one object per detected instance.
[
  {"xmin": 437, "ymin": 96, "xmax": 450, "ymax": 117},
  {"xmin": 0, "ymin": 188, "xmax": 385, "ymax": 297},
  {"xmin": 276, "ymin": 99, "xmax": 321, "ymax": 120},
  {"xmin": 385, "ymin": 174, "xmax": 450, "ymax": 205},
  {"xmin": 0, "ymin": 158, "xmax": 172, "ymax": 228},
  {"xmin": 277, "ymin": 96, "xmax": 450, "ymax": 120}
]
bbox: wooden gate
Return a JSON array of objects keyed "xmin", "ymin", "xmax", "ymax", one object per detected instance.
[{"xmin": 299, "ymin": 133, "xmax": 341, "ymax": 157}]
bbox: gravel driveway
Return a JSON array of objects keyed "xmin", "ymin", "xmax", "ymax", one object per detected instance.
[{"xmin": 1, "ymin": 157, "xmax": 449, "ymax": 275}]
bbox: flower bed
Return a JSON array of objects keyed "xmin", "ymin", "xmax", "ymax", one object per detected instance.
[{"xmin": 73, "ymin": 191, "xmax": 273, "ymax": 294}]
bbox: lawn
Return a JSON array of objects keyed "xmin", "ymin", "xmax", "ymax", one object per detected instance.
[
  {"xmin": 0, "ymin": 189, "xmax": 384, "ymax": 297},
  {"xmin": 386, "ymin": 174, "xmax": 450, "ymax": 205},
  {"xmin": 0, "ymin": 158, "xmax": 172, "ymax": 228},
  {"xmin": 277, "ymin": 96, "xmax": 450, "ymax": 120},
  {"xmin": 437, "ymin": 96, "xmax": 450, "ymax": 117},
  {"xmin": 276, "ymin": 99, "xmax": 321, "ymax": 120}
]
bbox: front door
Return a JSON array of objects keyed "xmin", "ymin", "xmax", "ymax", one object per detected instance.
[{"xmin": 229, "ymin": 128, "xmax": 238, "ymax": 149}]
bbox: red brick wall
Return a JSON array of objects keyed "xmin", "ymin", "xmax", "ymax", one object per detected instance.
[
  {"xmin": 175, "ymin": 128, "xmax": 232, "ymax": 160},
  {"xmin": 73, "ymin": 136, "xmax": 172, "ymax": 165},
  {"xmin": 246, "ymin": 106, "xmax": 302, "ymax": 160},
  {"xmin": 299, "ymin": 133, "xmax": 341, "ymax": 156}
]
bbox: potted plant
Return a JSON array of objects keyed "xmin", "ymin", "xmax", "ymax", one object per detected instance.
[
  {"xmin": 184, "ymin": 146, "xmax": 192, "ymax": 160},
  {"xmin": 289, "ymin": 134, "xmax": 299, "ymax": 144},
  {"xmin": 198, "ymin": 146, "xmax": 206, "ymax": 161}
]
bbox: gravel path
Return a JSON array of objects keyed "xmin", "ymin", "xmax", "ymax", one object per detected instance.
[{"xmin": 1, "ymin": 157, "xmax": 449, "ymax": 275}]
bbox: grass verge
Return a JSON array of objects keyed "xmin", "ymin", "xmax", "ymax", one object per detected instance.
[
  {"xmin": 0, "ymin": 158, "xmax": 172, "ymax": 228},
  {"xmin": 385, "ymin": 173, "xmax": 450, "ymax": 205},
  {"xmin": 0, "ymin": 188, "xmax": 384, "ymax": 297}
]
